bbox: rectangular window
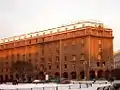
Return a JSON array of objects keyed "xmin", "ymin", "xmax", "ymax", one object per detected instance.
[
  {"xmin": 5, "ymin": 62, "xmax": 8, "ymax": 65},
  {"xmin": 56, "ymin": 56, "xmax": 59, "ymax": 62},
  {"xmin": 97, "ymin": 62, "xmax": 100, "ymax": 67},
  {"xmin": 64, "ymin": 56, "xmax": 67, "ymax": 61},
  {"xmin": 102, "ymin": 61, "xmax": 105, "ymax": 67},
  {"xmin": 56, "ymin": 48, "xmax": 59, "ymax": 54},
  {"xmin": 23, "ymin": 54, "xmax": 25, "ymax": 60},
  {"xmin": 81, "ymin": 54, "xmax": 84, "ymax": 60},
  {"xmin": 49, "ymin": 66, "xmax": 51, "ymax": 70},
  {"xmin": 48, "ymin": 57, "xmax": 52, "ymax": 62},
  {"xmin": 72, "ymin": 64, "xmax": 75, "ymax": 69},
  {"xmin": 98, "ymin": 48, "xmax": 102, "ymax": 53},
  {"xmin": 41, "ymin": 57, "xmax": 44, "ymax": 62},
  {"xmin": 57, "ymin": 65, "xmax": 59, "ymax": 68},
  {"xmin": 98, "ymin": 39, "xmax": 102, "ymax": 44},
  {"xmin": 64, "ymin": 64, "xmax": 67, "ymax": 68},
  {"xmin": 72, "ymin": 55, "xmax": 76, "ymax": 61},
  {"xmin": 98, "ymin": 55, "xmax": 101, "ymax": 60}
]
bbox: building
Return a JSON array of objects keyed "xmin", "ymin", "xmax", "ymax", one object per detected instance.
[
  {"xmin": 110, "ymin": 51, "xmax": 120, "ymax": 79},
  {"xmin": 113, "ymin": 51, "xmax": 120, "ymax": 69},
  {"xmin": 0, "ymin": 21, "xmax": 113, "ymax": 82}
]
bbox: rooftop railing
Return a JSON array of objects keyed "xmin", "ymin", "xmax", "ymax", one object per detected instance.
[{"xmin": 0, "ymin": 21, "xmax": 106, "ymax": 44}]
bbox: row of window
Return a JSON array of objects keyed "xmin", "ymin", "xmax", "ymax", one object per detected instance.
[
  {"xmin": 0, "ymin": 54, "xmax": 85, "ymax": 62},
  {"xmin": 97, "ymin": 61, "xmax": 105, "ymax": 67},
  {"xmin": 48, "ymin": 64, "xmax": 75, "ymax": 70},
  {"xmin": 114, "ymin": 58, "xmax": 120, "ymax": 62},
  {"xmin": 0, "ymin": 38, "xmax": 84, "ymax": 49},
  {"xmin": 0, "ymin": 63, "xmax": 75, "ymax": 73}
]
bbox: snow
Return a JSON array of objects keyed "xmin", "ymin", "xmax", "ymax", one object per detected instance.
[{"xmin": 0, "ymin": 82, "xmax": 111, "ymax": 90}]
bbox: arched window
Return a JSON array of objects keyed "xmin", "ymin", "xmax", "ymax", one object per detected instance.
[
  {"xmin": 54, "ymin": 72, "xmax": 60, "ymax": 78},
  {"xmin": 71, "ymin": 72, "xmax": 76, "ymax": 79},
  {"xmin": 62, "ymin": 72, "xmax": 68, "ymax": 78}
]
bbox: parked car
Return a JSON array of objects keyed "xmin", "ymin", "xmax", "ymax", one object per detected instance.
[
  {"xmin": 60, "ymin": 78, "xmax": 70, "ymax": 84},
  {"xmin": 33, "ymin": 80, "xmax": 45, "ymax": 84}
]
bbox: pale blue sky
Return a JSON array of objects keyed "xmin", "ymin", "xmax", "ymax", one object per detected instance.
[{"xmin": 0, "ymin": 0, "xmax": 120, "ymax": 51}]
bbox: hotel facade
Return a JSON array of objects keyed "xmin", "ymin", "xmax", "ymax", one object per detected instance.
[{"xmin": 0, "ymin": 21, "xmax": 113, "ymax": 82}]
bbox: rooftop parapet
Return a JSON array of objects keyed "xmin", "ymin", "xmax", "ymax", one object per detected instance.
[{"xmin": 0, "ymin": 20, "xmax": 111, "ymax": 44}]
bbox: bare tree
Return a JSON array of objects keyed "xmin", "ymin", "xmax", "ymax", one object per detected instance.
[{"xmin": 11, "ymin": 60, "xmax": 33, "ymax": 81}]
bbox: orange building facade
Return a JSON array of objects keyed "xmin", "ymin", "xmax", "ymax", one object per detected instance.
[{"xmin": 0, "ymin": 21, "xmax": 114, "ymax": 82}]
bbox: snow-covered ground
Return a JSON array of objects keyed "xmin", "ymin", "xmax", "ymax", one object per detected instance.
[{"xmin": 0, "ymin": 81, "xmax": 111, "ymax": 90}]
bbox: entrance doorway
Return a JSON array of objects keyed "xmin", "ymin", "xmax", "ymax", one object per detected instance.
[
  {"xmin": 97, "ymin": 70, "xmax": 103, "ymax": 79},
  {"xmin": 89, "ymin": 70, "xmax": 95, "ymax": 80},
  {"xmin": 80, "ymin": 71, "xmax": 85, "ymax": 79}
]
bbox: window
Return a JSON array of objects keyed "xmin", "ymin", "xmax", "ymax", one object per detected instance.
[
  {"xmin": 98, "ymin": 48, "xmax": 102, "ymax": 53},
  {"xmin": 49, "ymin": 66, "xmax": 51, "ymax": 70},
  {"xmin": 81, "ymin": 54, "xmax": 84, "ymax": 60},
  {"xmin": 48, "ymin": 57, "xmax": 52, "ymax": 62},
  {"xmin": 57, "ymin": 65, "xmax": 59, "ymax": 68},
  {"xmin": 72, "ymin": 55, "xmax": 76, "ymax": 61},
  {"xmin": 98, "ymin": 55, "xmax": 101, "ymax": 60},
  {"xmin": 64, "ymin": 56, "xmax": 67, "ymax": 61},
  {"xmin": 56, "ymin": 48, "xmax": 59, "ymax": 54},
  {"xmin": 5, "ymin": 62, "xmax": 8, "ymax": 65},
  {"xmin": 97, "ymin": 62, "xmax": 100, "ymax": 67},
  {"xmin": 72, "ymin": 64, "xmax": 75, "ymax": 69},
  {"xmin": 98, "ymin": 39, "xmax": 102, "ymax": 44},
  {"xmin": 64, "ymin": 64, "xmax": 67, "ymax": 68},
  {"xmin": 41, "ymin": 57, "xmax": 44, "ymax": 62},
  {"xmin": 102, "ymin": 62, "xmax": 105, "ymax": 67},
  {"xmin": 23, "ymin": 54, "xmax": 25, "ymax": 60},
  {"xmin": 56, "ymin": 56, "xmax": 59, "ymax": 62}
]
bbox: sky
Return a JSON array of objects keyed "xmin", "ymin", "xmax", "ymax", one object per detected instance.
[{"xmin": 0, "ymin": 0, "xmax": 120, "ymax": 51}]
